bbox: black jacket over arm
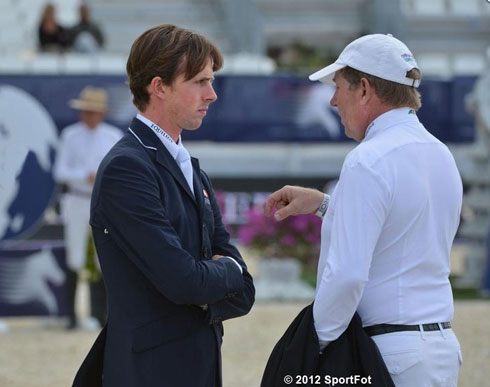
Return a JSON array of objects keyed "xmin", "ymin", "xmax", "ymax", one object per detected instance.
[{"xmin": 261, "ymin": 304, "xmax": 394, "ymax": 387}]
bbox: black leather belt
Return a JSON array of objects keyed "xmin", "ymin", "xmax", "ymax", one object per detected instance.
[{"xmin": 365, "ymin": 322, "xmax": 451, "ymax": 337}]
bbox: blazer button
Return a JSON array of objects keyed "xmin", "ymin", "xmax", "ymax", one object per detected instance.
[{"xmin": 202, "ymin": 247, "xmax": 209, "ymax": 257}]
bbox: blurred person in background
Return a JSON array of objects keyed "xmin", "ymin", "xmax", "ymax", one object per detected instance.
[
  {"xmin": 38, "ymin": 3, "xmax": 70, "ymax": 52},
  {"xmin": 69, "ymin": 4, "xmax": 105, "ymax": 53},
  {"xmin": 266, "ymin": 34, "xmax": 462, "ymax": 386},
  {"xmin": 54, "ymin": 86, "xmax": 122, "ymax": 330},
  {"xmin": 72, "ymin": 25, "xmax": 254, "ymax": 387}
]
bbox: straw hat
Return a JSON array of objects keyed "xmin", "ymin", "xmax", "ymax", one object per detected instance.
[{"xmin": 68, "ymin": 86, "xmax": 109, "ymax": 112}]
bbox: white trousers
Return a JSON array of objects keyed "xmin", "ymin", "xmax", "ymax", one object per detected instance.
[
  {"xmin": 61, "ymin": 193, "xmax": 91, "ymax": 271},
  {"xmin": 372, "ymin": 328, "xmax": 462, "ymax": 387}
]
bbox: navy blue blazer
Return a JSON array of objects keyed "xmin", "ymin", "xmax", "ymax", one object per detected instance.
[{"xmin": 72, "ymin": 118, "xmax": 255, "ymax": 387}]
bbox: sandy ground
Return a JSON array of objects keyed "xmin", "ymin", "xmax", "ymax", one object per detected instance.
[{"xmin": 0, "ymin": 300, "xmax": 488, "ymax": 387}]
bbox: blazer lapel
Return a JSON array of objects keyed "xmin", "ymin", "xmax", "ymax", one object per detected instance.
[
  {"xmin": 129, "ymin": 118, "xmax": 196, "ymax": 203},
  {"xmin": 155, "ymin": 149, "xmax": 196, "ymax": 203},
  {"xmin": 192, "ymin": 157, "xmax": 206, "ymax": 222}
]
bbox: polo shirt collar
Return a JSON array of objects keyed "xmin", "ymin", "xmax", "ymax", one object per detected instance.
[{"xmin": 364, "ymin": 107, "xmax": 419, "ymax": 141}]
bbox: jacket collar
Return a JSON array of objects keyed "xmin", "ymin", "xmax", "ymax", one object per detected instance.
[{"xmin": 128, "ymin": 117, "xmax": 196, "ymax": 203}]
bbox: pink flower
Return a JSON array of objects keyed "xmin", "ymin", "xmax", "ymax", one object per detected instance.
[
  {"xmin": 238, "ymin": 226, "xmax": 257, "ymax": 246},
  {"xmin": 281, "ymin": 234, "xmax": 297, "ymax": 247},
  {"xmin": 237, "ymin": 207, "xmax": 321, "ymax": 265},
  {"xmin": 305, "ymin": 232, "xmax": 320, "ymax": 245},
  {"xmin": 291, "ymin": 216, "xmax": 309, "ymax": 231}
]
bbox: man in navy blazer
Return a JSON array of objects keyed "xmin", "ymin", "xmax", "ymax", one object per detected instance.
[{"xmin": 72, "ymin": 25, "xmax": 255, "ymax": 387}]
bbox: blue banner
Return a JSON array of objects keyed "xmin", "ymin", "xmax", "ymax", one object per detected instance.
[
  {"xmin": 0, "ymin": 240, "xmax": 69, "ymax": 317},
  {"xmin": 0, "ymin": 74, "xmax": 477, "ymax": 143}
]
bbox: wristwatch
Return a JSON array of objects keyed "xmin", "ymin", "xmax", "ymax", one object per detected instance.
[{"xmin": 315, "ymin": 194, "xmax": 330, "ymax": 217}]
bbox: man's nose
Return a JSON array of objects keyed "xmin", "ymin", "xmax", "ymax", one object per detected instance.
[{"xmin": 206, "ymin": 84, "xmax": 217, "ymax": 102}]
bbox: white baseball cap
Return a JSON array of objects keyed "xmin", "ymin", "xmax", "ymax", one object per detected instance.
[{"xmin": 309, "ymin": 34, "xmax": 420, "ymax": 88}]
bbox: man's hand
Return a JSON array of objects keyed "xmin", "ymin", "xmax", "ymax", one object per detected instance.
[
  {"xmin": 264, "ymin": 185, "xmax": 325, "ymax": 221},
  {"xmin": 212, "ymin": 254, "xmax": 225, "ymax": 260}
]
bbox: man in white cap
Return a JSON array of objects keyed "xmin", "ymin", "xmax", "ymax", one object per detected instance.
[
  {"xmin": 265, "ymin": 34, "xmax": 462, "ymax": 386},
  {"xmin": 54, "ymin": 86, "xmax": 122, "ymax": 329}
]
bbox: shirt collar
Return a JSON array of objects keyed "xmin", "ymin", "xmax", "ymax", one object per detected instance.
[
  {"xmin": 136, "ymin": 113, "xmax": 185, "ymax": 160},
  {"xmin": 81, "ymin": 121, "xmax": 100, "ymax": 132},
  {"xmin": 364, "ymin": 107, "xmax": 419, "ymax": 141}
]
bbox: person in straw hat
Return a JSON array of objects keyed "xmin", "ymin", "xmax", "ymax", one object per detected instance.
[
  {"xmin": 54, "ymin": 86, "xmax": 122, "ymax": 330},
  {"xmin": 265, "ymin": 34, "xmax": 462, "ymax": 386}
]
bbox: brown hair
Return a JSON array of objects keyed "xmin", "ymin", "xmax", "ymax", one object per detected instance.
[
  {"xmin": 126, "ymin": 24, "xmax": 223, "ymax": 111},
  {"xmin": 338, "ymin": 67, "xmax": 422, "ymax": 111}
]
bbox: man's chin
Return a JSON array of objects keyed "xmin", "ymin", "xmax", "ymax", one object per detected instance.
[{"xmin": 183, "ymin": 120, "xmax": 203, "ymax": 131}]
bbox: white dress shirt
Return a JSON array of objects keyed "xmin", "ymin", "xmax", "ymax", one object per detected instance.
[
  {"xmin": 136, "ymin": 113, "xmax": 194, "ymax": 195},
  {"xmin": 54, "ymin": 121, "xmax": 122, "ymax": 193},
  {"xmin": 314, "ymin": 107, "xmax": 463, "ymax": 344},
  {"xmin": 134, "ymin": 114, "xmax": 243, "ymax": 274}
]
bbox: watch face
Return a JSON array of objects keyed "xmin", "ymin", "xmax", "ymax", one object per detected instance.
[{"xmin": 316, "ymin": 194, "xmax": 330, "ymax": 217}]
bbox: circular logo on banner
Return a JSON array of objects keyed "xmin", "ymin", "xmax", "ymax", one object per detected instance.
[{"xmin": 0, "ymin": 85, "xmax": 58, "ymax": 240}]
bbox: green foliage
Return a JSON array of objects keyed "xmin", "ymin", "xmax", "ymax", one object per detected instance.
[
  {"xmin": 85, "ymin": 232, "xmax": 101, "ymax": 282},
  {"xmin": 301, "ymin": 266, "xmax": 317, "ymax": 288},
  {"xmin": 271, "ymin": 40, "xmax": 338, "ymax": 74}
]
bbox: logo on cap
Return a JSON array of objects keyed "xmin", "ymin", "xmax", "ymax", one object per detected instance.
[{"xmin": 401, "ymin": 53, "xmax": 415, "ymax": 64}]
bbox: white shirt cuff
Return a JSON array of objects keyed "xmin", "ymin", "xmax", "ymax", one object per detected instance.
[{"xmin": 224, "ymin": 256, "xmax": 243, "ymax": 274}]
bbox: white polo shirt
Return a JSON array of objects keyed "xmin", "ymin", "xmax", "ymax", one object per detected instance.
[
  {"xmin": 54, "ymin": 121, "xmax": 122, "ymax": 195},
  {"xmin": 314, "ymin": 107, "xmax": 463, "ymax": 344},
  {"xmin": 136, "ymin": 113, "xmax": 194, "ymax": 195}
]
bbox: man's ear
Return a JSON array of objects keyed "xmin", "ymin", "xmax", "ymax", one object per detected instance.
[
  {"xmin": 148, "ymin": 76, "xmax": 166, "ymax": 100},
  {"xmin": 359, "ymin": 77, "xmax": 374, "ymax": 105}
]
